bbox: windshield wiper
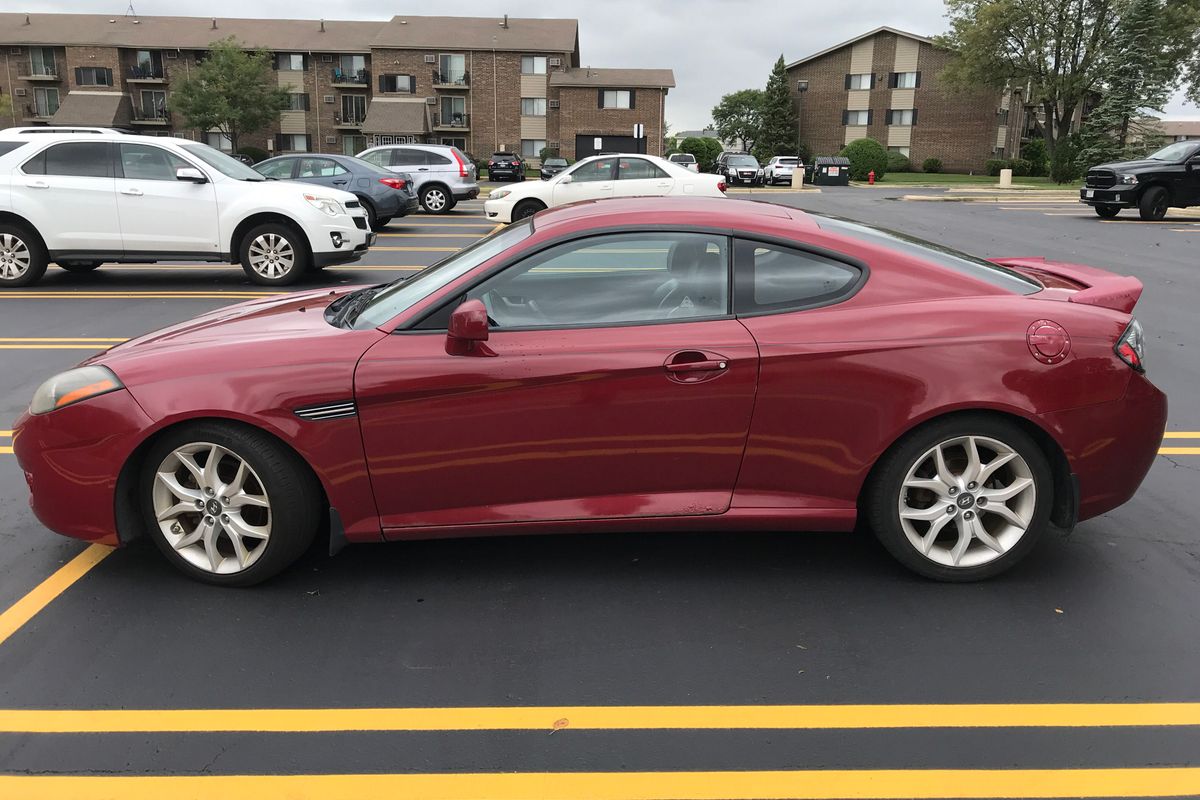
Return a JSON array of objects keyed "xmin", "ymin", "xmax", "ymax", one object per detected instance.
[{"xmin": 331, "ymin": 285, "xmax": 384, "ymax": 328}]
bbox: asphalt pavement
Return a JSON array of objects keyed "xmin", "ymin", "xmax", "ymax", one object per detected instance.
[{"xmin": 1, "ymin": 184, "xmax": 1198, "ymax": 799}]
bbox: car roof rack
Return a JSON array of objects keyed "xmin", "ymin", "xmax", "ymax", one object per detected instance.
[{"xmin": 0, "ymin": 126, "xmax": 125, "ymax": 135}]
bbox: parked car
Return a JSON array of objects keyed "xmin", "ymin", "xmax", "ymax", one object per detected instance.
[
  {"xmin": 0, "ymin": 130, "xmax": 373, "ymax": 287},
  {"xmin": 539, "ymin": 157, "xmax": 570, "ymax": 180},
  {"xmin": 13, "ymin": 197, "xmax": 1164, "ymax": 585},
  {"xmin": 483, "ymin": 153, "xmax": 726, "ymax": 223},
  {"xmin": 716, "ymin": 152, "xmax": 762, "ymax": 186},
  {"xmin": 254, "ymin": 153, "xmax": 418, "ymax": 231},
  {"xmin": 1080, "ymin": 140, "xmax": 1200, "ymax": 220},
  {"xmin": 667, "ymin": 153, "xmax": 700, "ymax": 172},
  {"xmin": 357, "ymin": 143, "xmax": 479, "ymax": 214},
  {"xmin": 487, "ymin": 152, "xmax": 526, "ymax": 182},
  {"xmin": 762, "ymin": 156, "xmax": 802, "ymax": 185}
]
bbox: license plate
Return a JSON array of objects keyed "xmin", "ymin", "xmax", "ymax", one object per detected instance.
[{"xmin": 1085, "ymin": 189, "xmax": 1094, "ymax": 198}]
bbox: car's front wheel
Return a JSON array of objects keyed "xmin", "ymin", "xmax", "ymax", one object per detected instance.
[
  {"xmin": 513, "ymin": 199, "xmax": 546, "ymax": 221},
  {"xmin": 0, "ymin": 224, "xmax": 48, "ymax": 288},
  {"xmin": 141, "ymin": 422, "xmax": 322, "ymax": 586},
  {"xmin": 1094, "ymin": 205, "xmax": 1120, "ymax": 219},
  {"xmin": 866, "ymin": 415, "xmax": 1052, "ymax": 582},
  {"xmin": 239, "ymin": 223, "xmax": 309, "ymax": 286},
  {"xmin": 1138, "ymin": 186, "xmax": 1169, "ymax": 221}
]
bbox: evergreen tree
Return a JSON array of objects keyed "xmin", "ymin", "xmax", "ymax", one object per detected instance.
[{"xmin": 755, "ymin": 55, "xmax": 799, "ymax": 161}]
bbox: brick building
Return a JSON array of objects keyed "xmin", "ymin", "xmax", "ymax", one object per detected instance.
[
  {"xmin": 0, "ymin": 12, "xmax": 674, "ymax": 165},
  {"xmin": 786, "ymin": 27, "xmax": 1022, "ymax": 173}
]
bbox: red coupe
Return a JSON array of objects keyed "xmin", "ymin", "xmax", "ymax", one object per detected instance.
[{"xmin": 13, "ymin": 197, "xmax": 1165, "ymax": 585}]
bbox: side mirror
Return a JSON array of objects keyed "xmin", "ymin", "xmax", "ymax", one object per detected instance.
[
  {"xmin": 558, "ymin": 173, "xmax": 573, "ymax": 184},
  {"xmin": 176, "ymin": 167, "xmax": 208, "ymax": 184},
  {"xmin": 445, "ymin": 299, "xmax": 496, "ymax": 357}
]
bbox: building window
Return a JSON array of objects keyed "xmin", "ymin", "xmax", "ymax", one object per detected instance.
[
  {"xmin": 886, "ymin": 109, "xmax": 916, "ymax": 126},
  {"xmin": 30, "ymin": 47, "xmax": 56, "ymax": 77},
  {"xmin": 520, "ymin": 98, "xmax": 547, "ymax": 117},
  {"xmin": 280, "ymin": 134, "xmax": 310, "ymax": 152},
  {"xmin": 139, "ymin": 89, "xmax": 167, "ymax": 118},
  {"xmin": 342, "ymin": 135, "xmax": 367, "ymax": 156},
  {"xmin": 133, "ymin": 49, "xmax": 164, "ymax": 79},
  {"xmin": 888, "ymin": 146, "xmax": 910, "ymax": 157},
  {"xmin": 846, "ymin": 73, "xmax": 874, "ymax": 90},
  {"xmin": 276, "ymin": 53, "xmax": 306, "ymax": 71},
  {"xmin": 994, "ymin": 147, "xmax": 1006, "ymax": 157},
  {"xmin": 74, "ymin": 66, "xmax": 113, "ymax": 86},
  {"xmin": 286, "ymin": 93, "xmax": 310, "ymax": 111},
  {"xmin": 891, "ymin": 71, "xmax": 920, "ymax": 89},
  {"xmin": 440, "ymin": 137, "xmax": 467, "ymax": 150},
  {"xmin": 205, "ymin": 132, "xmax": 233, "ymax": 152},
  {"xmin": 379, "ymin": 74, "xmax": 414, "ymax": 94},
  {"xmin": 997, "ymin": 108, "xmax": 1010, "ymax": 125},
  {"xmin": 843, "ymin": 110, "xmax": 870, "ymax": 126},
  {"xmin": 33, "ymin": 87, "xmax": 59, "ymax": 117},
  {"xmin": 439, "ymin": 96, "xmax": 466, "ymax": 127},
  {"xmin": 521, "ymin": 139, "xmax": 547, "ymax": 158},
  {"xmin": 341, "ymin": 94, "xmax": 366, "ymax": 124},
  {"xmin": 337, "ymin": 54, "xmax": 367, "ymax": 83},
  {"xmin": 601, "ymin": 90, "xmax": 633, "ymax": 109},
  {"xmin": 521, "ymin": 56, "xmax": 547, "ymax": 75},
  {"xmin": 438, "ymin": 54, "xmax": 466, "ymax": 84}
]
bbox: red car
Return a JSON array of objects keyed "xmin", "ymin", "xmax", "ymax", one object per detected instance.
[{"xmin": 13, "ymin": 197, "xmax": 1165, "ymax": 585}]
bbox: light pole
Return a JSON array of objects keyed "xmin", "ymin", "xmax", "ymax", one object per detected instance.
[{"xmin": 795, "ymin": 79, "xmax": 809, "ymax": 159}]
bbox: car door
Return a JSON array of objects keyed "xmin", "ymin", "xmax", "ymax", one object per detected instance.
[
  {"xmin": 18, "ymin": 141, "xmax": 121, "ymax": 255},
  {"xmin": 612, "ymin": 157, "xmax": 676, "ymax": 198},
  {"xmin": 354, "ymin": 230, "xmax": 759, "ymax": 533},
  {"xmin": 552, "ymin": 157, "xmax": 616, "ymax": 205},
  {"xmin": 296, "ymin": 156, "xmax": 351, "ymax": 192},
  {"xmin": 114, "ymin": 142, "xmax": 220, "ymax": 255}
]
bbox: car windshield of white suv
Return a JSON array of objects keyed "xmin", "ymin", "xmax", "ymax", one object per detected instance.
[
  {"xmin": 178, "ymin": 143, "xmax": 267, "ymax": 180},
  {"xmin": 1147, "ymin": 142, "xmax": 1199, "ymax": 162},
  {"xmin": 777, "ymin": 158, "xmax": 799, "ymax": 165}
]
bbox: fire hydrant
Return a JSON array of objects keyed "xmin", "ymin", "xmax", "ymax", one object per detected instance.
[{"xmin": 868, "ymin": 170, "xmax": 876, "ymax": 185}]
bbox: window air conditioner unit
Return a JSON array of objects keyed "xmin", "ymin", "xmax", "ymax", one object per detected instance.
[
  {"xmin": 15, "ymin": 88, "xmax": 26, "ymax": 96},
  {"xmin": 9, "ymin": 47, "xmax": 21, "ymax": 55},
  {"xmin": 326, "ymin": 135, "xmax": 337, "ymax": 144},
  {"xmin": 322, "ymin": 54, "xmax": 333, "ymax": 62},
  {"xmin": 424, "ymin": 54, "xmax": 436, "ymax": 63},
  {"xmin": 323, "ymin": 95, "xmax": 334, "ymax": 103},
  {"xmin": 549, "ymin": 57, "xmax": 561, "ymax": 67},
  {"xmin": 548, "ymin": 99, "xmax": 560, "ymax": 108},
  {"xmin": 425, "ymin": 96, "xmax": 436, "ymax": 104},
  {"xmin": 165, "ymin": 50, "xmax": 178, "ymax": 59},
  {"xmin": 548, "ymin": 141, "xmax": 559, "ymax": 149}
]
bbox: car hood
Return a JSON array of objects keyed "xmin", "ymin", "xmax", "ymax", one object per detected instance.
[{"xmin": 1090, "ymin": 158, "xmax": 1170, "ymax": 173}]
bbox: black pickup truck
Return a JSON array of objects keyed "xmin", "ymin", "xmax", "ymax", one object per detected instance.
[{"xmin": 1081, "ymin": 140, "xmax": 1200, "ymax": 220}]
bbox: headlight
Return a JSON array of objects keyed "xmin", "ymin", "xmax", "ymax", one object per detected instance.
[
  {"xmin": 304, "ymin": 194, "xmax": 344, "ymax": 216},
  {"xmin": 1118, "ymin": 174, "xmax": 1139, "ymax": 185},
  {"xmin": 30, "ymin": 366, "xmax": 124, "ymax": 415},
  {"xmin": 490, "ymin": 189, "xmax": 512, "ymax": 200}
]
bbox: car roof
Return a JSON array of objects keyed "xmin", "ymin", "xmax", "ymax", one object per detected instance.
[{"xmin": 532, "ymin": 196, "xmax": 816, "ymax": 237}]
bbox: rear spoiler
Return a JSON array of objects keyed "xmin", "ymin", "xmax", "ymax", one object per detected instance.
[{"xmin": 990, "ymin": 257, "xmax": 1143, "ymax": 315}]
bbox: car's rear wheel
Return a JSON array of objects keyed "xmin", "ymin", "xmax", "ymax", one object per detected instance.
[
  {"xmin": 374, "ymin": 216, "xmax": 393, "ymax": 231},
  {"xmin": 141, "ymin": 422, "xmax": 322, "ymax": 586},
  {"xmin": 420, "ymin": 185, "xmax": 451, "ymax": 213},
  {"xmin": 0, "ymin": 224, "xmax": 48, "ymax": 288},
  {"xmin": 1094, "ymin": 205, "xmax": 1120, "ymax": 219},
  {"xmin": 56, "ymin": 260, "xmax": 103, "ymax": 273},
  {"xmin": 1139, "ymin": 186, "xmax": 1169, "ymax": 221},
  {"xmin": 513, "ymin": 200, "xmax": 546, "ymax": 221},
  {"xmin": 239, "ymin": 223, "xmax": 308, "ymax": 286},
  {"xmin": 361, "ymin": 201, "xmax": 378, "ymax": 231},
  {"xmin": 866, "ymin": 415, "xmax": 1052, "ymax": 582}
]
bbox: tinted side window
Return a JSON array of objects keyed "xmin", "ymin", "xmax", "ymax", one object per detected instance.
[
  {"xmin": 619, "ymin": 159, "xmax": 668, "ymax": 180},
  {"xmin": 0, "ymin": 143, "xmax": 25, "ymax": 158},
  {"xmin": 734, "ymin": 239, "xmax": 860, "ymax": 314},
  {"xmin": 426, "ymin": 151, "xmax": 452, "ymax": 165},
  {"xmin": 570, "ymin": 159, "xmax": 617, "ymax": 182},
  {"xmin": 298, "ymin": 158, "xmax": 347, "ymax": 177},
  {"xmin": 119, "ymin": 143, "xmax": 191, "ymax": 181},
  {"xmin": 393, "ymin": 149, "xmax": 428, "ymax": 166},
  {"xmin": 21, "ymin": 150, "xmax": 47, "ymax": 175},
  {"xmin": 43, "ymin": 142, "xmax": 112, "ymax": 178}
]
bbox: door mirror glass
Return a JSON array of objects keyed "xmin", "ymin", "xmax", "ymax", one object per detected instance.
[
  {"xmin": 558, "ymin": 173, "xmax": 573, "ymax": 184},
  {"xmin": 446, "ymin": 299, "xmax": 495, "ymax": 357},
  {"xmin": 176, "ymin": 166, "xmax": 207, "ymax": 183}
]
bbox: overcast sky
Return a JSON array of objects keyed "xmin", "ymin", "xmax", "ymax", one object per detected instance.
[{"xmin": 27, "ymin": 0, "xmax": 1200, "ymax": 128}]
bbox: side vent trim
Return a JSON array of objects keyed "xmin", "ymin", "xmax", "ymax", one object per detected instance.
[{"xmin": 295, "ymin": 400, "xmax": 357, "ymax": 421}]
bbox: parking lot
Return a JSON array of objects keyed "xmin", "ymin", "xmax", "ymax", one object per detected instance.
[{"xmin": 2, "ymin": 185, "xmax": 1199, "ymax": 798}]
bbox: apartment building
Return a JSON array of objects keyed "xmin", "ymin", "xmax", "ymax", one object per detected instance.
[
  {"xmin": 0, "ymin": 12, "xmax": 674, "ymax": 165},
  {"xmin": 786, "ymin": 27, "xmax": 1020, "ymax": 172}
]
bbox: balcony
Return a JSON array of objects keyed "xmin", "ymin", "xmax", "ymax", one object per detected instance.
[
  {"xmin": 432, "ymin": 112, "xmax": 470, "ymax": 130},
  {"xmin": 432, "ymin": 70, "xmax": 470, "ymax": 89},
  {"xmin": 130, "ymin": 106, "xmax": 171, "ymax": 125},
  {"xmin": 127, "ymin": 64, "xmax": 168, "ymax": 83},
  {"xmin": 331, "ymin": 68, "xmax": 370, "ymax": 88},
  {"xmin": 335, "ymin": 112, "xmax": 366, "ymax": 130},
  {"xmin": 16, "ymin": 62, "xmax": 60, "ymax": 81},
  {"xmin": 23, "ymin": 103, "xmax": 56, "ymax": 121}
]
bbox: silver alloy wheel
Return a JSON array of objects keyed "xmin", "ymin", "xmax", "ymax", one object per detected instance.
[
  {"xmin": 897, "ymin": 435, "xmax": 1036, "ymax": 568},
  {"xmin": 152, "ymin": 442, "xmax": 272, "ymax": 574},
  {"xmin": 423, "ymin": 187, "xmax": 447, "ymax": 211},
  {"xmin": 247, "ymin": 232, "xmax": 295, "ymax": 279},
  {"xmin": 0, "ymin": 233, "xmax": 31, "ymax": 280}
]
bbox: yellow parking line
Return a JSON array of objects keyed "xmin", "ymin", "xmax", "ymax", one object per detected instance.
[
  {"xmin": 0, "ymin": 338, "xmax": 126, "ymax": 342},
  {"xmin": 1163, "ymin": 432, "xmax": 1200, "ymax": 438},
  {"xmin": 0, "ymin": 430, "xmax": 11, "ymax": 436},
  {"xmin": 377, "ymin": 233, "xmax": 484, "ymax": 239},
  {"xmin": 2, "ymin": 768, "xmax": 1199, "ymax": 800},
  {"xmin": 0, "ymin": 447, "xmax": 11, "ymax": 454},
  {"xmin": 373, "ymin": 246, "xmax": 461, "ymax": 252},
  {"xmin": 0, "ymin": 544, "xmax": 113, "ymax": 649},
  {"xmin": 386, "ymin": 222, "xmax": 497, "ymax": 228},
  {"xmin": 1160, "ymin": 447, "xmax": 1200, "ymax": 455}
]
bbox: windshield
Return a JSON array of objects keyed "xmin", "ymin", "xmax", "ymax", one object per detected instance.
[
  {"xmin": 179, "ymin": 143, "xmax": 266, "ymax": 180},
  {"xmin": 352, "ymin": 221, "xmax": 534, "ymax": 329},
  {"xmin": 728, "ymin": 156, "xmax": 758, "ymax": 166},
  {"xmin": 671, "ymin": 154, "xmax": 695, "ymax": 162},
  {"xmin": 1147, "ymin": 141, "xmax": 1199, "ymax": 162},
  {"xmin": 545, "ymin": 158, "xmax": 568, "ymax": 167},
  {"xmin": 814, "ymin": 215, "xmax": 1041, "ymax": 295}
]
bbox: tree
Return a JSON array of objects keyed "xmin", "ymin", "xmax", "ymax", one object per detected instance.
[
  {"xmin": 173, "ymin": 37, "xmax": 290, "ymax": 152},
  {"xmin": 0, "ymin": 92, "xmax": 11, "ymax": 122},
  {"xmin": 755, "ymin": 55, "xmax": 799, "ymax": 161},
  {"xmin": 678, "ymin": 136, "xmax": 722, "ymax": 172},
  {"xmin": 839, "ymin": 138, "xmax": 888, "ymax": 181},
  {"xmin": 711, "ymin": 89, "xmax": 764, "ymax": 152}
]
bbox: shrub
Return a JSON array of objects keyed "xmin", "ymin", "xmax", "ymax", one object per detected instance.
[
  {"xmin": 679, "ymin": 136, "xmax": 723, "ymax": 172},
  {"xmin": 839, "ymin": 138, "xmax": 888, "ymax": 181},
  {"xmin": 885, "ymin": 151, "xmax": 910, "ymax": 173},
  {"xmin": 1009, "ymin": 158, "xmax": 1032, "ymax": 177},
  {"xmin": 985, "ymin": 158, "xmax": 1008, "ymax": 177},
  {"xmin": 236, "ymin": 146, "xmax": 268, "ymax": 164},
  {"xmin": 1050, "ymin": 135, "xmax": 1083, "ymax": 184},
  {"xmin": 922, "ymin": 157, "xmax": 943, "ymax": 174},
  {"xmin": 538, "ymin": 145, "xmax": 560, "ymax": 162},
  {"xmin": 1021, "ymin": 139, "xmax": 1049, "ymax": 177}
]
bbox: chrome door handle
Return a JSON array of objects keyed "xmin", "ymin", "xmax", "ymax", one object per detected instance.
[
  {"xmin": 665, "ymin": 359, "xmax": 728, "ymax": 374},
  {"xmin": 26, "ymin": 180, "xmax": 49, "ymax": 189},
  {"xmin": 121, "ymin": 187, "xmax": 144, "ymax": 196}
]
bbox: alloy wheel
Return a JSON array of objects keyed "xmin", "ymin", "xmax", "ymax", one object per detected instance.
[
  {"xmin": 152, "ymin": 442, "xmax": 272, "ymax": 574},
  {"xmin": 247, "ymin": 233, "xmax": 295, "ymax": 279},
  {"xmin": 0, "ymin": 233, "xmax": 32, "ymax": 280},
  {"xmin": 424, "ymin": 188, "xmax": 447, "ymax": 211},
  {"xmin": 897, "ymin": 435, "xmax": 1036, "ymax": 568}
]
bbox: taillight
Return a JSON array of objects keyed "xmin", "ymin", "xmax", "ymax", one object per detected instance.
[
  {"xmin": 379, "ymin": 177, "xmax": 406, "ymax": 190},
  {"xmin": 1115, "ymin": 319, "xmax": 1145, "ymax": 372},
  {"xmin": 451, "ymin": 148, "xmax": 468, "ymax": 177},
  {"xmin": 717, "ymin": 180, "xmax": 727, "ymax": 193},
  {"xmin": 488, "ymin": 161, "xmax": 496, "ymax": 167}
]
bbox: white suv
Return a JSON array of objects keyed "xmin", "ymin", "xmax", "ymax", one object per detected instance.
[{"xmin": 0, "ymin": 130, "xmax": 374, "ymax": 287}]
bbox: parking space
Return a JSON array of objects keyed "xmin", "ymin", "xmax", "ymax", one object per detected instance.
[{"xmin": 1, "ymin": 190, "xmax": 1199, "ymax": 798}]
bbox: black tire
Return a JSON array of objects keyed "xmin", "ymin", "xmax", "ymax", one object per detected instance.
[
  {"xmin": 420, "ymin": 184, "xmax": 453, "ymax": 213},
  {"xmin": 512, "ymin": 200, "xmax": 546, "ymax": 221},
  {"xmin": 1138, "ymin": 186, "xmax": 1169, "ymax": 221},
  {"xmin": 374, "ymin": 216, "xmax": 393, "ymax": 231},
  {"xmin": 361, "ymin": 200, "xmax": 378, "ymax": 231},
  {"xmin": 865, "ymin": 414, "xmax": 1053, "ymax": 582},
  {"xmin": 140, "ymin": 421, "xmax": 322, "ymax": 587},
  {"xmin": 519, "ymin": 173, "xmax": 527, "ymax": 182},
  {"xmin": 238, "ymin": 222, "xmax": 309, "ymax": 286},
  {"xmin": 0, "ymin": 223, "xmax": 49, "ymax": 288},
  {"xmin": 1094, "ymin": 205, "xmax": 1120, "ymax": 219},
  {"xmin": 56, "ymin": 261, "xmax": 103, "ymax": 273}
]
